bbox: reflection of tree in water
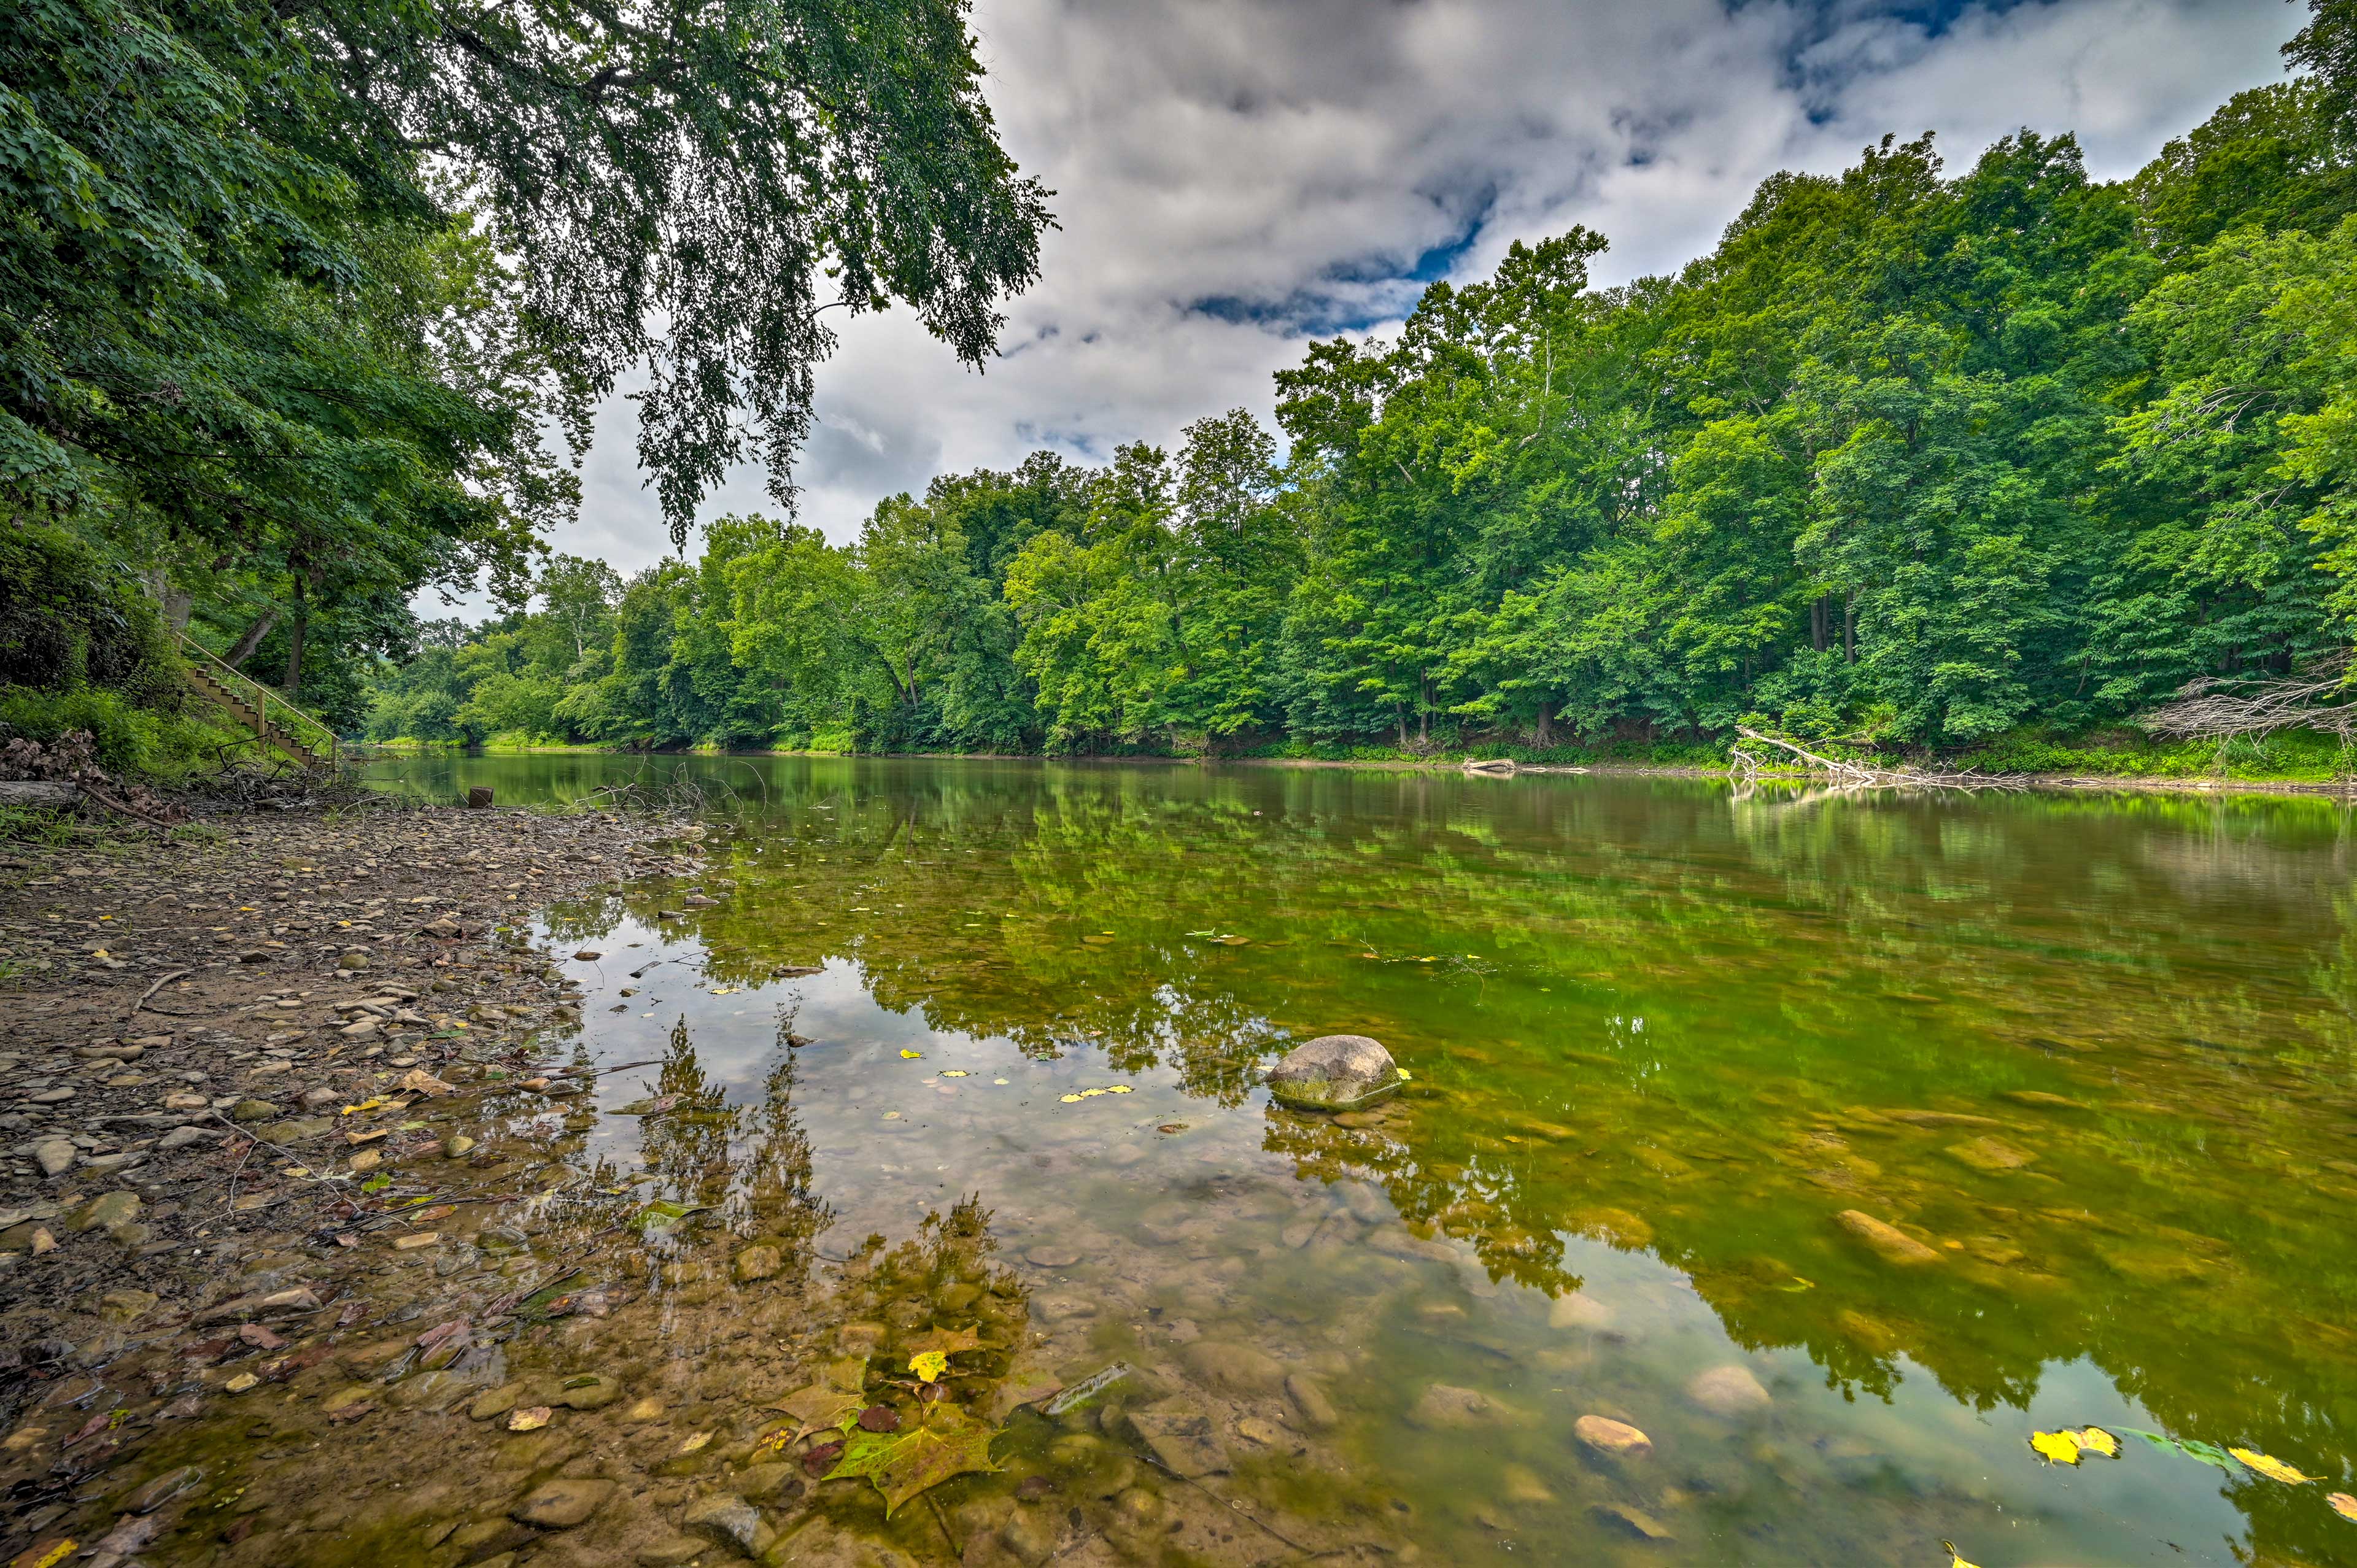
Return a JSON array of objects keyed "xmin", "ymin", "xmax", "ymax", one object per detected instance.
[
  {"xmin": 595, "ymin": 761, "xmax": 2357, "ymax": 1566},
  {"xmin": 634, "ymin": 1018, "xmax": 741, "ymax": 1208},
  {"xmin": 726, "ymin": 1013, "xmax": 834, "ymax": 1286}
]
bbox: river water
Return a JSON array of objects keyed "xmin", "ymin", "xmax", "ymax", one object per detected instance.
[{"xmin": 355, "ymin": 754, "xmax": 2357, "ymax": 1566}]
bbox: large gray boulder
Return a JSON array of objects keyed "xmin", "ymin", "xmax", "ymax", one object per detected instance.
[{"xmin": 1265, "ymin": 1034, "xmax": 1401, "ymax": 1111}]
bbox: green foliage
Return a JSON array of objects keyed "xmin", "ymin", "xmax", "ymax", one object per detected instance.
[{"xmin": 363, "ymin": 3, "xmax": 2357, "ymax": 766}]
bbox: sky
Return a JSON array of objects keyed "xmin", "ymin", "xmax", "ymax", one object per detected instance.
[{"xmin": 479, "ymin": 0, "xmax": 2307, "ymax": 609}]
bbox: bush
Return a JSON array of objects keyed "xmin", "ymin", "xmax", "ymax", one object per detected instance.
[
  {"xmin": 0, "ymin": 525, "xmax": 179, "ymax": 702},
  {"xmin": 0, "ymin": 684, "xmax": 244, "ymax": 779}
]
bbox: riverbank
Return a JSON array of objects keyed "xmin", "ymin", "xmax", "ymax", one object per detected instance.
[
  {"xmin": 358, "ymin": 739, "xmax": 2357, "ymax": 799},
  {"xmin": 0, "ymin": 803, "xmax": 715, "ymax": 1564}
]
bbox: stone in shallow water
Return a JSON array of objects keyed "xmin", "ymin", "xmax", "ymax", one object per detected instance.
[
  {"xmin": 1549, "ymin": 1291, "xmax": 1613, "ymax": 1330},
  {"xmin": 1179, "ymin": 1340, "xmax": 1284, "ymax": 1396},
  {"xmin": 683, "ymin": 1492, "xmax": 765, "ymax": 1554},
  {"xmin": 1407, "ymin": 1383, "xmax": 1500, "ymax": 1430},
  {"xmin": 1686, "ymin": 1364, "xmax": 1771, "ymax": 1417},
  {"xmin": 1126, "ymin": 1400, "xmax": 1226, "ymax": 1477},
  {"xmin": 1574, "ymin": 1414, "xmax": 1652, "ymax": 1457},
  {"xmin": 1947, "ymin": 1135, "xmax": 2037, "ymax": 1174},
  {"xmin": 734, "ymin": 1245, "xmax": 782, "ymax": 1283},
  {"xmin": 1264, "ymin": 1034, "xmax": 1399, "ymax": 1110},
  {"xmin": 1836, "ymin": 1209, "xmax": 1941, "ymax": 1265},
  {"xmin": 511, "ymin": 1477, "xmax": 613, "ymax": 1528}
]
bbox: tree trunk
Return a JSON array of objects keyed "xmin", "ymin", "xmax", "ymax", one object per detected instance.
[
  {"xmin": 223, "ymin": 611, "xmax": 279, "ymax": 670},
  {"xmin": 1842, "ymin": 593, "xmax": 1856, "ymax": 664},
  {"xmin": 1811, "ymin": 595, "xmax": 1828, "ymax": 654},
  {"xmin": 281, "ymin": 576, "xmax": 307, "ymax": 699},
  {"xmin": 1533, "ymin": 701, "xmax": 1554, "ymax": 747}
]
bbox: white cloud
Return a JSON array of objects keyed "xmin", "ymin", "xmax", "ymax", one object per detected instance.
[{"xmin": 484, "ymin": 0, "xmax": 2299, "ymax": 609}]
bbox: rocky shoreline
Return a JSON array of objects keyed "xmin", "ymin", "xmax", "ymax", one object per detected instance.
[{"xmin": 0, "ymin": 802, "xmax": 714, "ymax": 1564}]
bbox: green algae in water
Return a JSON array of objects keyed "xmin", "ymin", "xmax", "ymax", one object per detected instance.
[{"xmin": 343, "ymin": 754, "xmax": 2357, "ymax": 1566}]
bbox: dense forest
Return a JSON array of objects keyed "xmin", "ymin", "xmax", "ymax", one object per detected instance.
[
  {"xmin": 365, "ymin": 6, "xmax": 2357, "ymax": 759},
  {"xmin": 6, "ymin": 0, "xmax": 2356, "ymax": 770}
]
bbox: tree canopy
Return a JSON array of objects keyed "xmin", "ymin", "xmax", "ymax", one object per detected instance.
[
  {"xmin": 369, "ymin": 5, "xmax": 2357, "ymax": 759},
  {"xmin": 2, "ymin": 0, "xmax": 1050, "ymax": 728}
]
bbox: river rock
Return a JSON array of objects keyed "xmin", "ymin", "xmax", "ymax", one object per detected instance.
[
  {"xmin": 733, "ymin": 1245, "xmax": 781, "ymax": 1283},
  {"xmin": 513, "ymin": 1477, "xmax": 613, "ymax": 1528},
  {"xmin": 555, "ymin": 1372, "xmax": 622, "ymax": 1410},
  {"xmin": 1283, "ymin": 1372, "xmax": 1337, "ymax": 1431},
  {"xmin": 228, "ymin": 1099, "xmax": 279, "ymax": 1124},
  {"xmin": 1126, "ymin": 1400, "xmax": 1226, "ymax": 1477},
  {"xmin": 1549, "ymin": 1291, "xmax": 1613, "ymax": 1330},
  {"xmin": 31, "ymin": 1139, "xmax": 75, "ymax": 1178},
  {"xmin": 1686, "ymin": 1364, "xmax": 1771, "ymax": 1417},
  {"xmin": 1179, "ymin": 1340, "xmax": 1285, "ymax": 1396},
  {"xmin": 155, "ymin": 1124, "xmax": 211, "ymax": 1151},
  {"xmin": 1265, "ymin": 1034, "xmax": 1401, "ymax": 1110},
  {"xmin": 71, "ymin": 1191, "xmax": 141, "ymax": 1234},
  {"xmin": 1407, "ymin": 1383, "xmax": 1500, "ymax": 1430},
  {"xmin": 1836, "ymin": 1209, "xmax": 1942, "ymax": 1265},
  {"xmin": 683, "ymin": 1492, "xmax": 766, "ymax": 1555},
  {"xmin": 1574, "ymin": 1415, "xmax": 1652, "ymax": 1457}
]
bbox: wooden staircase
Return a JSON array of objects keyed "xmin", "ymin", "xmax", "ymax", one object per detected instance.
[{"xmin": 172, "ymin": 629, "xmax": 341, "ymax": 771}]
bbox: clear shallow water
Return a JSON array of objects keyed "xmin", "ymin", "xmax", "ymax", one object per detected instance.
[{"xmin": 369, "ymin": 755, "xmax": 2357, "ymax": 1565}]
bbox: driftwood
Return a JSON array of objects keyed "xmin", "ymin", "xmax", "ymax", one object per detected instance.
[
  {"xmin": 1728, "ymin": 727, "xmax": 2016, "ymax": 792},
  {"xmin": 2143, "ymin": 653, "xmax": 2357, "ymax": 745},
  {"xmin": 0, "ymin": 781, "xmax": 79, "ymax": 807},
  {"xmin": 1461, "ymin": 757, "xmax": 1519, "ymax": 775}
]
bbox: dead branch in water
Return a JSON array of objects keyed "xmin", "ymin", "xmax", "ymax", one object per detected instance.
[
  {"xmin": 1729, "ymin": 727, "xmax": 2017, "ymax": 793},
  {"xmin": 2142, "ymin": 652, "xmax": 2357, "ymax": 744}
]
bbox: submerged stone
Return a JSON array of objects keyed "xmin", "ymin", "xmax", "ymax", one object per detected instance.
[
  {"xmin": 1265, "ymin": 1033, "xmax": 1401, "ymax": 1111},
  {"xmin": 1836, "ymin": 1209, "xmax": 1942, "ymax": 1266},
  {"xmin": 1686, "ymin": 1364, "xmax": 1771, "ymax": 1417},
  {"xmin": 513, "ymin": 1477, "xmax": 613, "ymax": 1528}
]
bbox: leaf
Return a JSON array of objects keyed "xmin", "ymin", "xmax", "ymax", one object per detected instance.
[
  {"xmin": 2073, "ymin": 1426, "xmax": 2119, "ymax": 1459},
  {"xmin": 901, "ymin": 1326, "xmax": 984, "ymax": 1360},
  {"xmin": 770, "ymin": 1355, "xmax": 870, "ymax": 1438},
  {"xmin": 900, "ymin": 1049, "xmax": 923, "ymax": 1059},
  {"xmin": 2328, "ymin": 1492, "xmax": 2357, "ymax": 1522},
  {"xmin": 940, "ymin": 1070, "xmax": 970, "ymax": 1078},
  {"xmin": 909, "ymin": 1351, "xmax": 949, "ymax": 1385},
  {"xmin": 1106, "ymin": 1085, "xmax": 1132, "ymax": 1094},
  {"xmin": 2122, "ymin": 1428, "xmax": 2236, "ymax": 1470},
  {"xmin": 1058, "ymin": 1094, "xmax": 1083, "ymax": 1103},
  {"xmin": 823, "ymin": 1406, "xmax": 1001, "ymax": 1516},
  {"xmin": 2029, "ymin": 1430, "xmax": 2082, "ymax": 1466},
  {"xmin": 1942, "ymin": 1543, "xmax": 1980, "ymax": 1568},
  {"xmin": 2232, "ymin": 1448, "xmax": 2322, "ymax": 1485},
  {"xmin": 360, "ymin": 1175, "xmax": 390, "ymax": 1194}
]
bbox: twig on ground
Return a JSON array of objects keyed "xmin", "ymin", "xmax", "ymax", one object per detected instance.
[{"xmin": 130, "ymin": 968, "xmax": 194, "ymax": 1019}]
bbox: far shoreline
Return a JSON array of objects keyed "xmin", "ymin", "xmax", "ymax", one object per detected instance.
[{"xmin": 354, "ymin": 743, "xmax": 2357, "ymax": 800}]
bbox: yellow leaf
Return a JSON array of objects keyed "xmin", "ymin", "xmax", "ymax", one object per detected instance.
[
  {"xmin": 2328, "ymin": 1491, "xmax": 2357, "ymax": 1522},
  {"xmin": 1107, "ymin": 1084, "xmax": 1132, "ymax": 1094},
  {"xmin": 1058, "ymin": 1094, "xmax": 1083, "ymax": 1103},
  {"xmin": 1078, "ymin": 1087, "xmax": 1105, "ymax": 1098},
  {"xmin": 909, "ymin": 1351, "xmax": 949, "ymax": 1385},
  {"xmin": 1941, "ymin": 1542, "xmax": 1980, "ymax": 1568},
  {"xmin": 2029, "ymin": 1430, "xmax": 2082, "ymax": 1466},
  {"xmin": 2232, "ymin": 1448, "xmax": 2321, "ymax": 1485},
  {"xmin": 941, "ymin": 1070, "xmax": 970, "ymax": 1078},
  {"xmin": 2074, "ymin": 1426, "xmax": 2119, "ymax": 1459},
  {"xmin": 900, "ymin": 1050, "xmax": 923, "ymax": 1059}
]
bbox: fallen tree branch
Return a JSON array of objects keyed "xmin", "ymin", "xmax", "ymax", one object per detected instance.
[
  {"xmin": 130, "ymin": 968, "xmax": 194, "ymax": 1019},
  {"xmin": 2142, "ymin": 652, "xmax": 2357, "ymax": 746},
  {"xmin": 1729, "ymin": 727, "xmax": 2016, "ymax": 792}
]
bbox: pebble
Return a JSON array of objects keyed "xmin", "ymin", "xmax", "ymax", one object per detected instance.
[
  {"xmin": 1179, "ymin": 1340, "xmax": 1285, "ymax": 1395},
  {"xmin": 1407, "ymin": 1383, "xmax": 1499, "ymax": 1430},
  {"xmin": 31, "ymin": 1139, "xmax": 74, "ymax": 1177},
  {"xmin": 733, "ymin": 1245, "xmax": 782, "ymax": 1283},
  {"xmin": 1284, "ymin": 1372, "xmax": 1337, "ymax": 1431}
]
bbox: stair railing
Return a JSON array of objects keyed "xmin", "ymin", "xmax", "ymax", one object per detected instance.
[{"xmin": 169, "ymin": 625, "xmax": 343, "ymax": 769}]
